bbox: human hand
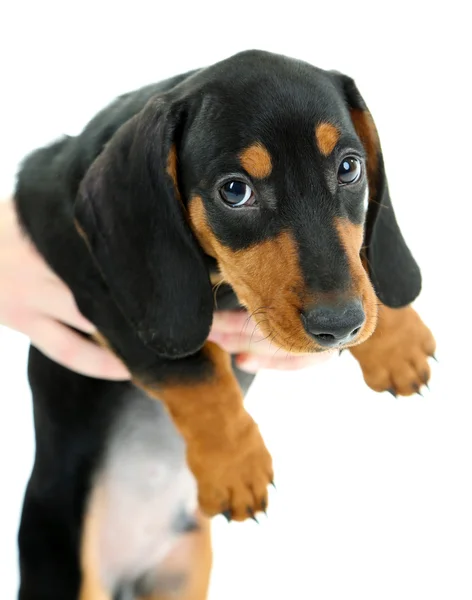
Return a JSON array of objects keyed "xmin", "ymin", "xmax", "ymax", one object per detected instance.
[
  {"xmin": 208, "ymin": 310, "xmax": 334, "ymax": 373},
  {"xmin": 0, "ymin": 199, "xmax": 130, "ymax": 380},
  {"xmin": 2, "ymin": 198, "xmax": 330, "ymax": 379}
]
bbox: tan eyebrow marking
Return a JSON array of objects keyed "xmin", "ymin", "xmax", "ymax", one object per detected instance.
[
  {"xmin": 239, "ymin": 143, "xmax": 272, "ymax": 179},
  {"xmin": 315, "ymin": 123, "xmax": 340, "ymax": 156}
]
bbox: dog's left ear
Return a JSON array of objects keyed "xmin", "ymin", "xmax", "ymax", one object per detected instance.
[{"xmin": 331, "ymin": 73, "xmax": 422, "ymax": 308}]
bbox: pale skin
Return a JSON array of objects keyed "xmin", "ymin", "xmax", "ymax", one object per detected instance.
[{"xmin": 1, "ymin": 198, "xmax": 331, "ymax": 378}]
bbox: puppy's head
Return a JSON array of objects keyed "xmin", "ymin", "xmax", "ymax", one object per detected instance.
[{"xmin": 76, "ymin": 50, "xmax": 421, "ymax": 357}]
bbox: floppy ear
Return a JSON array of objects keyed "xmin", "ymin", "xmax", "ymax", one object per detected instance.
[
  {"xmin": 75, "ymin": 96, "xmax": 213, "ymax": 359},
  {"xmin": 333, "ymin": 74, "xmax": 422, "ymax": 308}
]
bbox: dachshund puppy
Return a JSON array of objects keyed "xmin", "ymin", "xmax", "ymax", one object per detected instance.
[{"xmin": 14, "ymin": 50, "xmax": 435, "ymax": 599}]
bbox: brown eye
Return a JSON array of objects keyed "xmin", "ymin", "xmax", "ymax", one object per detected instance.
[
  {"xmin": 219, "ymin": 181, "xmax": 255, "ymax": 207},
  {"xmin": 338, "ymin": 157, "xmax": 362, "ymax": 185}
]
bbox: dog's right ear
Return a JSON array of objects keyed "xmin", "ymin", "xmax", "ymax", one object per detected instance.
[
  {"xmin": 331, "ymin": 72, "xmax": 422, "ymax": 308},
  {"xmin": 75, "ymin": 96, "xmax": 213, "ymax": 359}
]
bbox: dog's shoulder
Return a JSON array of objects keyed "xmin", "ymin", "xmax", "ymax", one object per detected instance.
[
  {"xmin": 14, "ymin": 68, "xmax": 200, "ymax": 250},
  {"xmin": 77, "ymin": 68, "xmax": 200, "ymax": 166}
]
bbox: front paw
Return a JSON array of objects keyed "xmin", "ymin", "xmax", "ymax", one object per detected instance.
[
  {"xmin": 351, "ymin": 305, "xmax": 436, "ymax": 397},
  {"xmin": 186, "ymin": 413, "xmax": 273, "ymax": 522}
]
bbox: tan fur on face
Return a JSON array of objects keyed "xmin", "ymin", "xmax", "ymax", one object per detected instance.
[
  {"xmin": 349, "ymin": 110, "xmax": 379, "ymax": 199},
  {"xmin": 315, "ymin": 123, "xmax": 340, "ymax": 156},
  {"xmin": 189, "ymin": 195, "xmax": 318, "ymax": 353},
  {"xmin": 334, "ymin": 218, "xmax": 378, "ymax": 344},
  {"xmin": 239, "ymin": 143, "xmax": 272, "ymax": 179}
]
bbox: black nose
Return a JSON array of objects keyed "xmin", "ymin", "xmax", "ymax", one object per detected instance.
[{"xmin": 301, "ymin": 300, "xmax": 365, "ymax": 347}]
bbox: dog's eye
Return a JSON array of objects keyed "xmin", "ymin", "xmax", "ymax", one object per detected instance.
[
  {"xmin": 219, "ymin": 181, "xmax": 255, "ymax": 207},
  {"xmin": 338, "ymin": 157, "xmax": 362, "ymax": 185}
]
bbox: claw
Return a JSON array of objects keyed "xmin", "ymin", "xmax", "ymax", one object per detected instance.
[
  {"xmin": 260, "ymin": 498, "xmax": 268, "ymax": 517},
  {"xmin": 246, "ymin": 507, "xmax": 259, "ymax": 523},
  {"xmin": 270, "ymin": 480, "xmax": 277, "ymax": 490},
  {"xmin": 387, "ymin": 388, "xmax": 397, "ymax": 398},
  {"xmin": 422, "ymin": 373, "xmax": 430, "ymax": 390},
  {"xmin": 339, "ymin": 349, "xmax": 344, "ymax": 356},
  {"xmin": 221, "ymin": 509, "xmax": 232, "ymax": 523},
  {"xmin": 412, "ymin": 383, "xmax": 424, "ymax": 397},
  {"xmin": 431, "ymin": 354, "xmax": 438, "ymax": 362}
]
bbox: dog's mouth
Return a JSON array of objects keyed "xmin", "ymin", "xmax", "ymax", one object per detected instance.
[
  {"xmin": 246, "ymin": 302, "xmax": 375, "ymax": 355},
  {"xmin": 211, "ymin": 264, "xmax": 378, "ymax": 355},
  {"xmin": 194, "ymin": 200, "xmax": 378, "ymax": 354}
]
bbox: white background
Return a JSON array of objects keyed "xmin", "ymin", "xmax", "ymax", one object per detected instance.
[{"xmin": 1, "ymin": 1, "xmax": 470, "ymax": 598}]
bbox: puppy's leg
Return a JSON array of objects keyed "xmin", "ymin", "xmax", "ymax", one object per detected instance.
[
  {"xmin": 79, "ymin": 485, "xmax": 112, "ymax": 600},
  {"xmin": 135, "ymin": 342, "xmax": 273, "ymax": 522},
  {"xmin": 350, "ymin": 304, "xmax": 436, "ymax": 396},
  {"xmin": 18, "ymin": 487, "xmax": 82, "ymax": 600},
  {"xmin": 137, "ymin": 513, "xmax": 212, "ymax": 600}
]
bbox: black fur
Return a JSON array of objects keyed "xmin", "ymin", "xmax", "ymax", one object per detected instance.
[
  {"xmin": 14, "ymin": 49, "xmax": 422, "ymax": 599},
  {"xmin": 334, "ymin": 73, "xmax": 422, "ymax": 306}
]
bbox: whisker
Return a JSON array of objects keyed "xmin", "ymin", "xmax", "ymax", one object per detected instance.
[
  {"xmin": 249, "ymin": 321, "xmax": 261, "ymax": 346},
  {"xmin": 242, "ymin": 311, "xmax": 261, "ymax": 337},
  {"xmin": 212, "ymin": 279, "xmax": 226, "ymax": 309},
  {"xmin": 253, "ymin": 329, "xmax": 274, "ymax": 344},
  {"xmin": 243, "ymin": 306, "xmax": 271, "ymax": 333},
  {"xmin": 245, "ymin": 312, "xmax": 269, "ymax": 341}
]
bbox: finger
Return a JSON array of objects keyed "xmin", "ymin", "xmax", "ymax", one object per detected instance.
[
  {"xmin": 29, "ymin": 279, "xmax": 96, "ymax": 334},
  {"xmin": 1, "ymin": 220, "xmax": 58, "ymax": 280},
  {"xmin": 22, "ymin": 315, "xmax": 130, "ymax": 380},
  {"xmin": 210, "ymin": 311, "xmax": 258, "ymax": 335},
  {"xmin": 207, "ymin": 331, "xmax": 271, "ymax": 354},
  {"xmin": 236, "ymin": 351, "xmax": 334, "ymax": 373}
]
